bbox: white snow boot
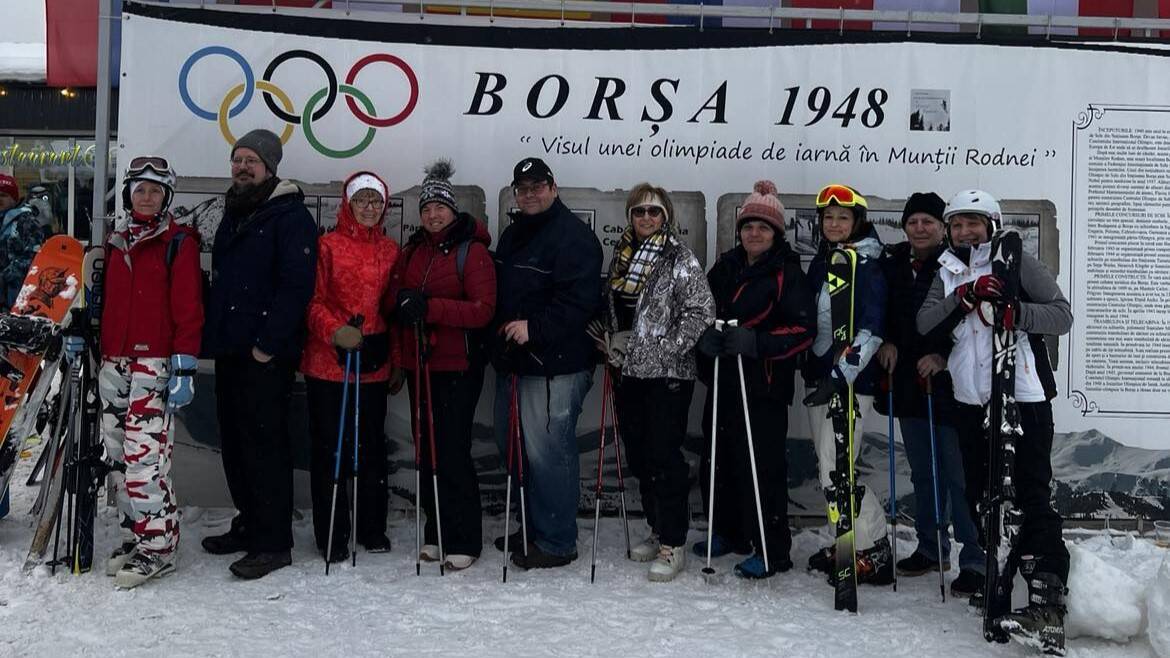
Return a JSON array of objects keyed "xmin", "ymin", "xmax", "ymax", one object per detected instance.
[
  {"xmin": 648, "ymin": 545, "xmax": 686, "ymax": 582},
  {"xmin": 629, "ymin": 533, "xmax": 661, "ymax": 563},
  {"xmin": 106, "ymin": 540, "xmax": 138, "ymax": 577},
  {"xmin": 443, "ymin": 554, "xmax": 477, "ymax": 571},
  {"xmin": 420, "ymin": 544, "xmax": 441, "ymax": 562},
  {"xmin": 114, "ymin": 551, "xmax": 176, "ymax": 589}
]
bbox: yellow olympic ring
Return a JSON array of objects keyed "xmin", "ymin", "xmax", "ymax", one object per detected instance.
[{"xmin": 217, "ymin": 80, "xmax": 296, "ymax": 146}]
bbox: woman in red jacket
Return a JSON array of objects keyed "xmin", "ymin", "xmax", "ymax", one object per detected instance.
[
  {"xmin": 99, "ymin": 156, "xmax": 203, "ymax": 589},
  {"xmin": 387, "ymin": 160, "xmax": 495, "ymax": 570},
  {"xmin": 301, "ymin": 171, "xmax": 400, "ymax": 562}
]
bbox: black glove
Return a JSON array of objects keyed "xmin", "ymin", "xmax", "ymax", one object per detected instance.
[
  {"xmin": 720, "ymin": 326, "xmax": 758, "ymax": 358},
  {"xmin": 802, "ymin": 375, "xmax": 845, "ymax": 407},
  {"xmin": 396, "ymin": 289, "xmax": 428, "ymax": 325},
  {"xmin": 697, "ymin": 326, "xmax": 723, "ymax": 357}
]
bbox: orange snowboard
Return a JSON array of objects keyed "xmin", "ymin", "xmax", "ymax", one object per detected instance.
[{"xmin": 0, "ymin": 235, "xmax": 84, "ymax": 442}]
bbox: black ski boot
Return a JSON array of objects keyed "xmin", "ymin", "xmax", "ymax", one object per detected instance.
[
  {"xmin": 995, "ymin": 571, "xmax": 1067, "ymax": 656},
  {"xmin": 807, "ymin": 545, "xmax": 835, "ymax": 574}
]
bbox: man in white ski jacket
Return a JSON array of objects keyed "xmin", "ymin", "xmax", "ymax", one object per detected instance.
[{"xmin": 917, "ymin": 190, "xmax": 1072, "ymax": 656}]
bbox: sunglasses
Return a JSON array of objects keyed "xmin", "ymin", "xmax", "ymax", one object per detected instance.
[
  {"xmin": 816, "ymin": 184, "xmax": 868, "ymax": 210},
  {"xmin": 630, "ymin": 205, "xmax": 664, "ymax": 219},
  {"xmin": 512, "ymin": 181, "xmax": 550, "ymax": 197}
]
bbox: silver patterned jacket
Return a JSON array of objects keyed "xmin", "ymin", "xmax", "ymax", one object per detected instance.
[{"xmin": 605, "ymin": 236, "xmax": 715, "ymax": 381}]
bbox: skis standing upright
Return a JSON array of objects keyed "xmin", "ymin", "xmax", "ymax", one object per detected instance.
[
  {"xmin": 982, "ymin": 229, "xmax": 1025, "ymax": 642},
  {"xmin": 825, "ymin": 246, "xmax": 860, "ymax": 613}
]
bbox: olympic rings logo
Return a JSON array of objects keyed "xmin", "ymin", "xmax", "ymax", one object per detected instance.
[{"xmin": 178, "ymin": 46, "xmax": 419, "ymax": 158}]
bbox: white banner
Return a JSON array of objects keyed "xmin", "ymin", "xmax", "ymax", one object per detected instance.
[{"xmin": 119, "ymin": 4, "xmax": 1170, "ymax": 515}]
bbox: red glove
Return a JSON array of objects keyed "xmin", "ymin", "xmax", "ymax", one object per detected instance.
[
  {"xmin": 972, "ymin": 274, "xmax": 1005, "ymax": 300},
  {"xmin": 955, "ymin": 282, "xmax": 978, "ymax": 313}
]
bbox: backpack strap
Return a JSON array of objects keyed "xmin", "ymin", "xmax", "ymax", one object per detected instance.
[
  {"xmin": 455, "ymin": 239, "xmax": 472, "ymax": 282},
  {"xmin": 165, "ymin": 231, "xmax": 188, "ymax": 268}
]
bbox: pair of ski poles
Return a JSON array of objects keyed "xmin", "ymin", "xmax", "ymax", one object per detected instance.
[
  {"xmin": 587, "ymin": 365, "xmax": 631, "ymax": 583},
  {"xmin": 325, "ymin": 323, "xmax": 363, "ymax": 575},
  {"xmin": 886, "ymin": 369, "xmax": 947, "ymax": 602},
  {"xmin": 500, "ymin": 373, "xmax": 527, "ymax": 583},
  {"xmin": 701, "ymin": 319, "xmax": 770, "ymax": 579},
  {"xmin": 412, "ymin": 320, "xmax": 446, "ymax": 577}
]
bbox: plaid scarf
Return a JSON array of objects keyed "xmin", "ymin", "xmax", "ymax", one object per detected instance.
[{"xmin": 610, "ymin": 226, "xmax": 668, "ymax": 295}]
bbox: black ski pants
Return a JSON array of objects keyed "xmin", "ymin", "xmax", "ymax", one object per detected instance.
[
  {"xmin": 700, "ymin": 380, "xmax": 792, "ymax": 565},
  {"xmin": 409, "ymin": 366, "xmax": 485, "ymax": 557},
  {"xmin": 214, "ymin": 354, "xmax": 296, "ymax": 553},
  {"xmin": 305, "ymin": 377, "xmax": 389, "ymax": 551},
  {"xmin": 954, "ymin": 400, "xmax": 1069, "ymax": 582},
  {"xmin": 613, "ymin": 376, "xmax": 694, "ymax": 548}
]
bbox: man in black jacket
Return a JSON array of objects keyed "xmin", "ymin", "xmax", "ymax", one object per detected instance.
[
  {"xmin": 200, "ymin": 129, "xmax": 318, "ymax": 580},
  {"xmin": 876, "ymin": 193, "xmax": 985, "ymax": 597},
  {"xmin": 491, "ymin": 157, "xmax": 602, "ymax": 569}
]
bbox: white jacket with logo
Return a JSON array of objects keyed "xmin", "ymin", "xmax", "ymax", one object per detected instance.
[{"xmin": 917, "ymin": 241, "xmax": 1072, "ymax": 406}]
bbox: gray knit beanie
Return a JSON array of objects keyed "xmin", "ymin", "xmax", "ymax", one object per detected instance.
[
  {"xmin": 419, "ymin": 159, "xmax": 458, "ymax": 214},
  {"xmin": 232, "ymin": 129, "xmax": 283, "ymax": 175}
]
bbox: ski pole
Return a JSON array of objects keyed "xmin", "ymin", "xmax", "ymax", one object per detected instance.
[
  {"xmin": 702, "ymin": 320, "xmax": 724, "ymax": 580},
  {"xmin": 351, "ymin": 350, "xmax": 361, "ymax": 567},
  {"xmin": 589, "ymin": 365, "xmax": 611, "ymax": 583},
  {"xmin": 502, "ymin": 374, "xmax": 518, "ymax": 583},
  {"xmin": 888, "ymin": 370, "xmax": 898, "ymax": 593},
  {"xmin": 515, "ymin": 378, "xmax": 529, "ymax": 558},
  {"xmin": 729, "ymin": 319, "xmax": 769, "ymax": 573},
  {"xmin": 325, "ymin": 350, "xmax": 353, "ymax": 575},
  {"xmin": 421, "ymin": 326, "xmax": 445, "ymax": 576},
  {"xmin": 606, "ymin": 371, "xmax": 631, "ymax": 560},
  {"xmin": 925, "ymin": 376, "xmax": 946, "ymax": 602},
  {"xmin": 413, "ymin": 330, "xmax": 424, "ymax": 576}
]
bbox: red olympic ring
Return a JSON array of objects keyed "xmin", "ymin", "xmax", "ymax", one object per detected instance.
[{"xmin": 344, "ymin": 54, "xmax": 419, "ymax": 128}]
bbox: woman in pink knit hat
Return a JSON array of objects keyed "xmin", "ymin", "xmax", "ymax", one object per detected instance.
[{"xmin": 693, "ymin": 181, "xmax": 817, "ymax": 579}]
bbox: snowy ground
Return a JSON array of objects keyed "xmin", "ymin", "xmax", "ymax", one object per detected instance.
[{"xmin": 1, "ymin": 451, "xmax": 1166, "ymax": 658}]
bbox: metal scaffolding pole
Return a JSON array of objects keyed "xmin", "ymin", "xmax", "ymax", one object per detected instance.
[{"xmin": 91, "ymin": 0, "xmax": 115, "ymax": 245}]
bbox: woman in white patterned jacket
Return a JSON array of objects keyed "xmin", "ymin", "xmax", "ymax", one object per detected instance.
[{"xmin": 594, "ymin": 182, "xmax": 715, "ymax": 583}]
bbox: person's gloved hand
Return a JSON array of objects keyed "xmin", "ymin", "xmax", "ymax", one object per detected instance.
[
  {"xmin": 397, "ymin": 289, "xmax": 428, "ymax": 325},
  {"xmin": 721, "ymin": 325, "xmax": 757, "ymax": 358},
  {"xmin": 166, "ymin": 354, "xmax": 197, "ymax": 412},
  {"xmin": 63, "ymin": 335, "xmax": 85, "ymax": 361},
  {"xmin": 696, "ymin": 325, "xmax": 723, "ymax": 357},
  {"xmin": 332, "ymin": 325, "xmax": 363, "ymax": 351},
  {"xmin": 972, "ymin": 274, "xmax": 1005, "ymax": 301},
  {"xmin": 607, "ymin": 331, "xmax": 631, "ymax": 369},
  {"xmin": 954, "ymin": 282, "xmax": 978, "ymax": 313}
]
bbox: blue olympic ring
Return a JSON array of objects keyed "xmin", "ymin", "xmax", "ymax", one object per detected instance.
[{"xmin": 179, "ymin": 46, "xmax": 255, "ymax": 121}]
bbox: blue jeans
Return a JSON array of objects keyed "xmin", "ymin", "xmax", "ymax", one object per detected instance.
[
  {"xmin": 900, "ymin": 416, "xmax": 985, "ymax": 573},
  {"xmin": 494, "ymin": 370, "xmax": 592, "ymax": 557}
]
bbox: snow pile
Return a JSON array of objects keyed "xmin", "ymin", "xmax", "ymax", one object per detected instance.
[
  {"xmin": 1150, "ymin": 553, "xmax": 1170, "ymax": 657},
  {"xmin": 1066, "ymin": 540, "xmax": 1146, "ymax": 641}
]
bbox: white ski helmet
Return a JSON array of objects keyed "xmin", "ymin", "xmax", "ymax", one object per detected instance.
[
  {"xmin": 122, "ymin": 155, "xmax": 176, "ymax": 213},
  {"xmin": 943, "ymin": 189, "xmax": 1001, "ymax": 232}
]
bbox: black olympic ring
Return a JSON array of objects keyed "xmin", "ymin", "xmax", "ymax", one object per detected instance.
[{"xmin": 261, "ymin": 49, "xmax": 338, "ymax": 125}]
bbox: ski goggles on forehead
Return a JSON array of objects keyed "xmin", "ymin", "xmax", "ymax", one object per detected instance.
[
  {"xmin": 816, "ymin": 184, "xmax": 867, "ymax": 210},
  {"xmin": 127, "ymin": 156, "xmax": 172, "ymax": 176}
]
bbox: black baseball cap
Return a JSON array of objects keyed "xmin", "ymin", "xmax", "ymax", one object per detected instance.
[{"xmin": 511, "ymin": 157, "xmax": 554, "ymax": 186}]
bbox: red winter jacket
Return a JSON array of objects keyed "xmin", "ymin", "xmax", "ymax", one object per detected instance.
[
  {"xmin": 386, "ymin": 213, "xmax": 495, "ymax": 372},
  {"xmin": 300, "ymin": 173, "xmax": 400, "ymax": 383},
  {"xmin": 101, "ymin": 213, "xmax": 204, "ymax": 358}
]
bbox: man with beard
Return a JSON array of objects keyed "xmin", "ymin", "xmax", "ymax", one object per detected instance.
[{"xmin": 200, "ymin": 129, "xmax": 318, "ymax": 580}]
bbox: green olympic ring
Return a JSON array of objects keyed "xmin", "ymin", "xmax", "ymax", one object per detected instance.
[{"xmin": 302, "ymin": 84, "xmax": 377, "ymax": 159}]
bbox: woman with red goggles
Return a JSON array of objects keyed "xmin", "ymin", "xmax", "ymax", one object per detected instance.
[{"xmin": 802, "ymin": 183, "xmax": 894, "ymax": 587}]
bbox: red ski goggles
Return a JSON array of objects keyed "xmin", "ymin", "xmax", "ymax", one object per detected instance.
[{"xmin": 816, "ymin": 184, "xmax": 868, "ymax": 210}]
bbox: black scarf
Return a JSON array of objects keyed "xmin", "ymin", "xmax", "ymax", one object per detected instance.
[{"xmin": 225, "ymin": 176, "xmax": 279, "ymax": 222}]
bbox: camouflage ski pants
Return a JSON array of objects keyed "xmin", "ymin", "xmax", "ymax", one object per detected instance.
[{"xmin": 99, "ymin": 357, "xmax": 178, "ymax": 556}]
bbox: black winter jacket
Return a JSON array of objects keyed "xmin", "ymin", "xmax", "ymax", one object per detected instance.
[
  {"xmin": 698, "ymin": 240, "xmax": 816, "ymax": 403},
  {"xmin": 203, "ymin": 180, "xmax": 318, "ymax": 361},
  {"xmin": 873, "ymin": 241, "xmax": 955, "ymax": 420},
  {"xmin": 491, "ymin": 197, "xmax": 603, "ymax": 377}
]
